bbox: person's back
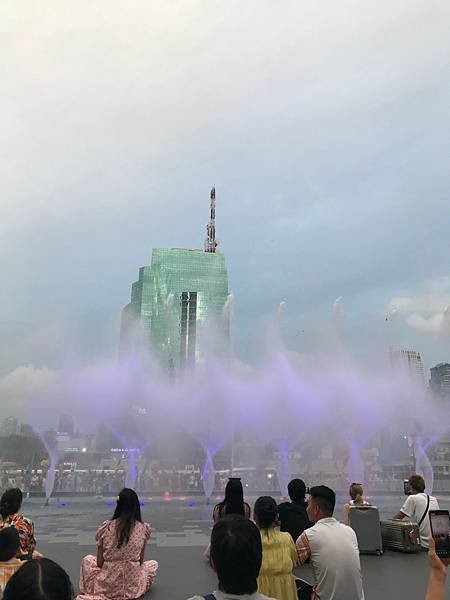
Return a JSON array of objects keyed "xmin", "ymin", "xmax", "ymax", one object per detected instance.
[
  {"xmin": 303, "ymin": 518, "xmax": 363, "ymax": 599},
  {"xmin": 77, "ymin": 488, "xmax": 158, "ymax": 600},
  {"xmin": 187, "ymin": 515, "xmax": 276, "ymax": 600},
  {"xmin": 393, "ymin": 474, "xmax": 440, "ymax": 548},
  {"xmin": 296, "ymin": 485, "xmax": 364, "ymax": 600},
  {"xmin": 399, "ymin": 492, "xmax": 439, "ymax": 548},
  {"xmin": 343, "ymin": 483, "xmax": 369, "ymax": 526},
  {"xmin": 0, "ymin": 527, "xmax": 21, "ymax": 594},
  {"xmin": 213, "ymin": 478, "xmax": 251, "ymax": 523},
  {"xmin": 278, "ymin": 479, "xmax": 312, "ymax": 542},
  {"xmin": 254, "ymin": 497, "xmax": 298, "ymax": 600}
]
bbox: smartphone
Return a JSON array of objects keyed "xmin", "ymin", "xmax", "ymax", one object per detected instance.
[
  {"xmin": 403, "ymin": 480, "xmax": 411, "ymax": 495},
  {"xmin": 429, "ymin": 510, "xmax": 450, "ymax": 559}
]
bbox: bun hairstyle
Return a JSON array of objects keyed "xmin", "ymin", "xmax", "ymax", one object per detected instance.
[
  {"xmin": 349, "ymin": 483, "xmax": 364, "ymax": 505},
  {"xmin": 254, "ymin": 496, "xmax": 278, "ymax": 530},
  {"xmin": 0, "ymin": 489, "xmax": 23, "ymax": 520}
]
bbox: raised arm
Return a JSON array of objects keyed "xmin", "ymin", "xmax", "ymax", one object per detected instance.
[{"xmin": 426, "ymin": 537, "xmax": 449, "ymax": 600}]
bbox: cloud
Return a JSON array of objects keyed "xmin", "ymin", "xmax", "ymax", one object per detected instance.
[
  {"xmin": 0, "ymin": 0, "xmax": 449, "ymax": 371},
  {"xmin": 0, "ymin": 366, "xmax": 56, "ymax": 418},
  {"xmin": 389, "ymin": 277, "xmax": 450, "ymax": 335}
]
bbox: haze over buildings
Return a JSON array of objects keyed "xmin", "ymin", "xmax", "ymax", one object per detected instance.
[
  {"xmin": 429, "ymin": 363, "xmax": 450, "ymax": 400},
  {"xmin": 1, "ymin": 1, "xmax": 449, "ymax": 397},
  {"xmin": 390, "ymin": 349, "xmax": 425, "ymax": 386}
]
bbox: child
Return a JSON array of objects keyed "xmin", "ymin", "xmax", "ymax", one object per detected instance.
[{"xmin": 0, "ymin": 527, "xmax": 21, "ymax": 594}]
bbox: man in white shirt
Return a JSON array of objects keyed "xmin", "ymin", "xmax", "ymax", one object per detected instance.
[
  {"xmin": 187, "ymin": 515, "xmax": 276, "ymax": 600},
  {"xmin": 393, "ymin": 474, "xmax": 440, "ymax": 548},
  {"xmin": 296, "ymin": 485, "xmax": 365, "ymax": 600}
]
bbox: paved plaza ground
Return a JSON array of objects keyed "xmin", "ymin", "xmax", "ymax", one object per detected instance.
[{"xmin": 23, "ymin": 494, "xmax": 450, "ymax": 600}]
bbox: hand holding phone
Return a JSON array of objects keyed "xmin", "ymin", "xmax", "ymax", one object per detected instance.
[{"xmin": 429, "ymin": 510, "xmax": 450, "ymax": 561}]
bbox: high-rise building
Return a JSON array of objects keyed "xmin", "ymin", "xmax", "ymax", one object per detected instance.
[
  {"xmin": 120, "ymin": 189, "xmax": 229, "ymax": 372},
  {"xmin": 390, "ymin": 349, "xmax": 425, "ymax": 385},
  {"xmin": 429, "ymin": 363, "xmax": 450, "ymax": 399}
]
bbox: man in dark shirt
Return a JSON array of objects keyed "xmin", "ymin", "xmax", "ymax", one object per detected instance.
[{"xmin": 278, "ymin": 478, "xmax": 313, "ymax": 542}]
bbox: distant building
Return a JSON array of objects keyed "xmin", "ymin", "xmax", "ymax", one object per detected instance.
[
  {"xmin": 57, "ymin": 414, "xmax": 75, "ymax": 436},
  {"xmin": 120, "ymin": 189, "xmax": 229, "ymax": 372},
  {"xmin": 390, "ymin": 349, "xmax": 425, "ymax": 385},
  {"xmin": 430, "ymin": 363, "xmax": 450, "ymax": 399}
]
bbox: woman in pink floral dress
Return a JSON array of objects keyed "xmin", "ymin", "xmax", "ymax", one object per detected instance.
[{"xmin": 77, "ymin": 488, "xmax": 158, "ymax": 600}]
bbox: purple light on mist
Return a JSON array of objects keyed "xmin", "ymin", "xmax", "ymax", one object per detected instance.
[
  {"xmin": 201, "ymin": 448, "xmax": 215, "ymax": 498},
  {"xmin": 413, "ymin": 439, "xmax": 434, "ymax": 493},
  {"xmin": 276, "ymin": 443, "xmax": 291, "ymax": 497},
  {"xmin": 21, "ymin": 336, "xmax": 449, "ymax": 498}
]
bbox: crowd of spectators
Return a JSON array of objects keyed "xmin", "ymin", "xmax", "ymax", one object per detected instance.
[{"xmin": 0, "ymin": 474, "xmax": 446, "ymax": 599}]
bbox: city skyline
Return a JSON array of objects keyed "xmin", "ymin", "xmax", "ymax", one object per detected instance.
[{"xmin": 1, "ymin": 2, "xmax": 449, "ymax": 409}]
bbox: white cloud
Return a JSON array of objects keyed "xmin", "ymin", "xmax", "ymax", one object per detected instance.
[{"xmin": 390, "ymin": 277, "xmax": 450, "ymax": 336}]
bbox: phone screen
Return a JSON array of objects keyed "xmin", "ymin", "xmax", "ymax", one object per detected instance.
[
  {"xmin": 403, "ymin": 480, "xmax": 411, "ymax": 495},
  {"xmin": 429, "ymin": 511, "xmax": 450, "ymax": 559}
]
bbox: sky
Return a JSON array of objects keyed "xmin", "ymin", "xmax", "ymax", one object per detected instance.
[{"xmin": 1, "ymin": 0, "xmax": 449, "ymax": 402}]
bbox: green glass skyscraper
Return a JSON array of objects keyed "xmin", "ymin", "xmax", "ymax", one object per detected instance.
[{"xmin": 120, "ymin": 189, "xmax": 229, "ymax": 371}]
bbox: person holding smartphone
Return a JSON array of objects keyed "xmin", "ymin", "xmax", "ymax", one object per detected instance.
[
  {"xmin": 426, "ymin": 536, "xmax": 450, "ymax": 600},
  {"xmin": 392, "ymin": 474, "xmax": 439, "ymax": 548}
]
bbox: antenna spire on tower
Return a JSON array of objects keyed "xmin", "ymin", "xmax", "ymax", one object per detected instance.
[{"xmin": 204, "ymin": 187, "xmax": 217, "ymax": 253}]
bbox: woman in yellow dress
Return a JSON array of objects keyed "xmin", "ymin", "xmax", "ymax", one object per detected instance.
[{"xmin": 254, "ymin": 496, "xmax": 299, "ymax": 600}]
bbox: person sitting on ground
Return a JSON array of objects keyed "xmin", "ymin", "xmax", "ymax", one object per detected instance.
[
  {"xmin": 213, "ymin": 478, "xmax": 251, "ymax": 523},
  {"xmin": 393, "ymin": 474, "xmax": 439, "ymax": 549},
  {"xmin": 188, "ymin": 514, "xmax": 277, "ymax": 600},
  {"xmin": 343, "ymin": 483, "xmax": 369, "ymax": 525},
  {"xmin": 0, "ymin": 489, "xmax": 39, "ymax": 559},
  {"xmin": 3, "ymin": 557, "xmax": 74, "ymax": 600},
  {"xmin": 278, "ymin": 478, "xmax": 313, "ymax": 542},
  {"xmin": 77, "ymin": 488, "xmax": 158, "ymax": 600},
  {"xmin": 296, "ymin": 485, "xmax": 365, "ymax": 600},
  {"xmin": 0, "ymin": 527, "xmax": 21, "ymax": 594},
  {"xmin": 254, "ymin": 496, "xmax": 298, "ymax": 600},
  {"xmin": 426, "ymin": 536, "xmax": 450, "ymax": 600}
]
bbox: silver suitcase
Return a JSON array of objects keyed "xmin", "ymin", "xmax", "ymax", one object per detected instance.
[
  {"xmin": 380, "ymin": 519, "xmax": 421, "ymax": 553},
  {"xmin": 348, "ymin": 505, "xmax": 383, "ymax": 555}
]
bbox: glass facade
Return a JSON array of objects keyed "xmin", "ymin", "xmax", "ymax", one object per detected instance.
[{"xmin": 120, "ymin": 248, "xmax": 229, "ymax": 370}]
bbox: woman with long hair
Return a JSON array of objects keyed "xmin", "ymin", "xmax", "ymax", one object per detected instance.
[
  {"xmin": 343, "ymin": 483, "xmax": 369, "ymax": 525},
  {"xmin": 0, "ymin": 488, "xmax": 39, "ymax": 559},
  {"xmin": 212, "ymin": 478, "xmax": 251, "ymax": 522},
  {"xmin": 77, "ymin": 488, "xmax": 158, "ymax": 600},
  {"xmin": 254, "ymin": 496, "xmax": 298, "ymax": 600}
]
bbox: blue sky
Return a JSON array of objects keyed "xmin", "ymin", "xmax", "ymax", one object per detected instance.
[{"xmin": 1, "ymin": 0, "xmax": 449, "ymax": 394}]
